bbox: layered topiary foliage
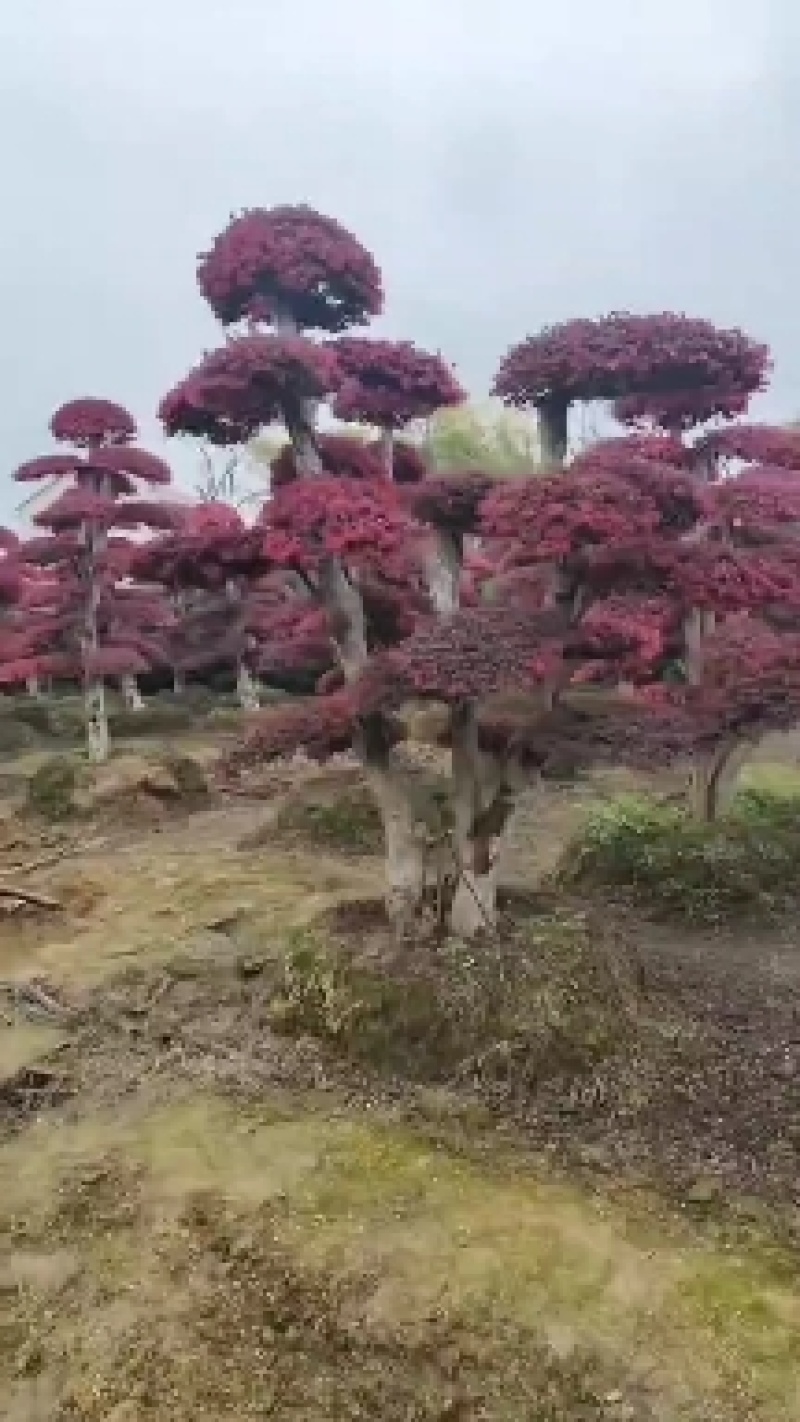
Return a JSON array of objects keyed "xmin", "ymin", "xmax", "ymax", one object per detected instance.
[
  {"xmin": 160, "ymin": 201, "xmax": 800, "ymax": 936},
  {"xmin": 6, "ymin": 402, "xmax": 178, "ymax": 761},
  {"xmin": 493, "ymin": 313, "xmax": 769, "ymax": 463}
]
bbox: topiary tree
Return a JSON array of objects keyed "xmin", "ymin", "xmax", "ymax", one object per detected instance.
[
  {"xmin": 130, "ymin": 501, "xmax": 272, "ymax": 707},
  {"xmin": 9, "ymin": 402, "xmax": 177, "ymax": 760},
  {"xmin": 166, "ymin": 205, "xmax": 800, "ymax": 930},
  {"xmin": 493, "ymin": 313, "xmax": 769, "ymax": 464}
]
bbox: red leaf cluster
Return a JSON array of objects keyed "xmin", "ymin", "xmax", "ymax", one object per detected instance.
[
  {"xmin": 571, "ymin": 433, "xmax": 691, "ymax": 470},
  {"xmin": 356, "ymin": 606, "xmax": 569, "ymax": 712},
  {"xmin": 221, "ymin": 689, "xmax": 359, "ymax": 775},
  {"xmin": 481, "ymin": 468, "xmax": 662, "ymax": 565},
  {"xmin": 576, "ymin": 595, "xmax": 681, "ymax": 681},
  {"xmin": 713, "ymin": 468, "xmax": 800, "ymax": 541},
  {"xmin": 197, "ymin": 205, "xmax": 383, "ymax": 331},
  {"xmin": 270, "ymin": 434, "xmax": 384, "ymax": 490},
  {"xmin": 331, "ymin": 338, "xmax": 464, "ymax": 429},
  {"xmin": 14, "ymin": 454, "xmax": 82, "ymax": 483},
  {"xmin": 50, "ymin": 399, "xmax": 136, "ymax": 448},
  {"xmin": 89, "ymin": 446, "xmax": 173, "ymax": 485},
  {"xmin": 493, "ymin": 314, "xmax": 768, "ymax": 410},
  {"xmin": 613, "ymin": 384, "xmax": 752, "ymax": 432},
  {"xmin": 159, "ymin": 335, "xmax": 340, "ymax": 445},
  {"xmin": 261, "ymin": 476, "xmax": 412, "ymax": 575},
  {"xmin": 409, "ymin": 472, "xmax": 494, "ymax": 535},
  {"xmin": 684, "ymin": 616, "xmax": 800, "ymax": 742},
  {"xmin": 33, "ymin": 489, "xmax": 118, "ymax": 531},
  {"xmin": 693, "ymin": 424, "xmax": 800, "ymax": 471}
]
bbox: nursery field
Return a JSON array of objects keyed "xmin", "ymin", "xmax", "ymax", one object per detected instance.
[{"xmin": 1, "ymin": 698, "xmax": 799, "ymax": 1421}]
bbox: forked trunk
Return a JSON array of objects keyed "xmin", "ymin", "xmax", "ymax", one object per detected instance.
[
  {"xmin": 689, "ymin": 741, "xmax": 750, "ymax": 822},
  {"xmin": 449, "ymin": 705, "xmax": 512, "ymax": 937},
  {"xmin": 121, "ymin": 673, "xmax": 145, "ymax": 711},
  {"xmin": 236, "ymin": 662, "xmax": 261, "ymax": 710},
  {"xmin": 85, "ymin": 679, "xmax": 109, "ymax": 763},
  {"xmin": 537, "ymin": 396, "xmax": 569, "ymax": 467}
]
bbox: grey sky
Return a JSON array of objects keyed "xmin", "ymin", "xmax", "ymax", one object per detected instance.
[{"xmin": 0, "ymin": 0, "xmax": 796, "ymax": 515}]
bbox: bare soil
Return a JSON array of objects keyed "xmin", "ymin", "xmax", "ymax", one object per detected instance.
[{"xmin": 1, "ymin": 733, "xmax": 799, "ymax": 1420}]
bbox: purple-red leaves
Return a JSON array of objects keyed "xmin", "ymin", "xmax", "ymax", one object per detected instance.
[
  {"xmin": 270, "ymin": 433, "xmax": 385, "ymax": 489},
  {"xmin": 159, "ymin": 335, "xmax": 340, "ymax": 445},
  {"xmin": 494, "ymin": 314, "xmax": 768, "ymax": 412},
  {"xmin": 197, "ymin": 205, "xmax": 383, "ymax": 331},
  {"xmin": 50, "ymin": 399, "xmax": 136, "ymax": 448},
  {"xmin": 571, "ymin": 433, "xmax": 692, "ymax": 470},
  {"xmin": 613, "ymin": 384, "xmax": 753, "ymax": 433},
  {"xmin": 261, "ymin": 476, "xmax": 412, "ymax": 575},
  {"xmin": 331, "ymin": 338, "xmax": 464, "ymax": 429},
  {"xmin": 34, "ymin": 489, "xmax": 118, "ymax": 531},
  {"xmin": 409, "ymin": 472, "xmax": 494, "ymax": 535},
  {"xmin": 482, "ymin": 468, "xmax": 662, "ymax": 565},
  {"xmin": 14, "ymin": 454, "xmax": 82, "ymax": 483},
  {"xmin": 693, "ymin": 424, "xmax": 800, "ymax": 471},
  {"xmin": 356, "ymin": 606, "xmax": 568, "ymax": 712},
  {"xmin": 223, "ymin": 689, "xmax": 360, "ymax": 774},
  {"xmin": 89, "ymin": 446, "xmax": 173, "ymax": 486}
]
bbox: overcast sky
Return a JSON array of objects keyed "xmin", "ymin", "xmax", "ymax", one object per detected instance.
[{"xmin": 0, "ymin": 0, "xmax": 796, "ymax": 517}]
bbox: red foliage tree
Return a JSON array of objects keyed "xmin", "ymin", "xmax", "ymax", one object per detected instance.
[
  {"xmin": 7, "ymin": 402, "xmax": 177, "ymax": 759},
  {"xmin": 130, "ymin": 502, "xmax": 274, "ymax": 705},
  {"xmin": 167, "ymin": 204, "xmax": 800, "ymax": 931},
  {"xmin": 197, "ymin": 205, "xmax": 383, "ymax": 331},
  {"xmin": 493, "ymin": 313, "xmax": 769, "ymax": 463}
]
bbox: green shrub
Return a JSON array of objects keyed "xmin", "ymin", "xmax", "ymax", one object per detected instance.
[
  {"xmin": 561, "ymin": 789, "xmax": 800, "ymax": 924},
  {"xmin": 26, "ymin": 755, "xmax": 80, "ymax": 819}
]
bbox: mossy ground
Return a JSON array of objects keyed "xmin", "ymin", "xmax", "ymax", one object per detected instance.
[{"xmin": 1, "ymin": 730, "xmax": 800, "ymax": 1418}]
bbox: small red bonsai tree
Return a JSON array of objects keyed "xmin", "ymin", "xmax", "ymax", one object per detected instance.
[
  {"xmin": 493, "ymin": 314, "xmax": 769, "ymax": 464},
  {"xmin": 130, "ymin": 502, "xmax": 273, "ymax": 706},
  {"xmin": 10, "ymin": 400, "xmax": 177, "ymax": 760}
]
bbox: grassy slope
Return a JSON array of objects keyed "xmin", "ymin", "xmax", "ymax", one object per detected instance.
[{"xmin": 1, "ymin": 750, "xmax": 799, "ymax": 1419}]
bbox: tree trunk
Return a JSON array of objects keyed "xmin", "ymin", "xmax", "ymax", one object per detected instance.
[
  {"xmin": 689, "ymin": 741, "xmax": 750, "ymax": 822},
  {"xmin": 85, "ymin": 679, "xmax": 109, "ymax": 763},
  {"xmin": 449, "ymin": 705, "xmax": 512, "ymax": 937},
  {"xmin": 26, "ymin": 676, "xmax": 42, "ymax": 699},
  {"xmin": 537, "ymin": 397, "xmax": 569, "ymax": 466},
  {"xmin": 172, "ymin": 668, "xmax": 186, "ymax": 696},
  {"xmin": 364, "ymin": 757, "xmax": 427, "ymax": 932},
  {"xmin": 121, "ymin": 673, "xmax": 145, "ymax": 711},
  {"xmin": 236, "ymin": 662, "xmax": 261, "ymax": 710},
  {"xmin": 378, "ymin": 427, "xmax": 394, "ymax": 479}
]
